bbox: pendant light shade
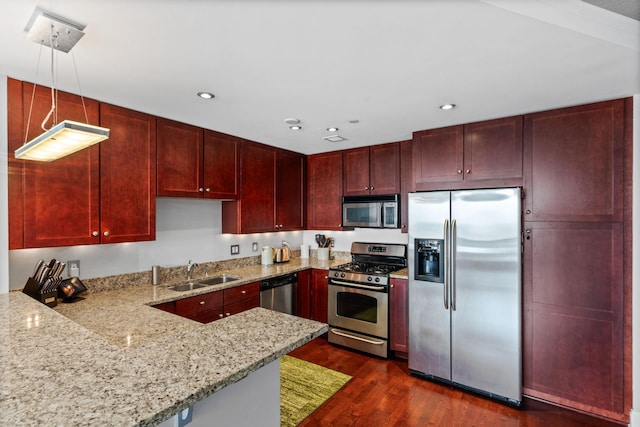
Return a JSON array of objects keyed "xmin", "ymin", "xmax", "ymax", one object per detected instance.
[
  {"xmin": 15, "ymin": 120, "xmax": 110, "ymax": 161},
  {"xmin": 15, "ymin": 8, "xmax": 109, "ymax": 162}
]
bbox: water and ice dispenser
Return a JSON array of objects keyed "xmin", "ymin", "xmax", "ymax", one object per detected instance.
[{"xmin": 414, "ymin": 239, "xmax": 444, "ymax": 283}]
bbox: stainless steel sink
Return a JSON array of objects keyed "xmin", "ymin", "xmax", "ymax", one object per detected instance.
[
  {"xmin": 170, "ymin": 282, "xmax": 207, "ymax": 292},
  {"xmin": 198, "ymin": 274, "xmax": 241, "ymax": 286}
]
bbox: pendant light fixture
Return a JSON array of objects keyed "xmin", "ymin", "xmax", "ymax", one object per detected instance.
[{"xmin": 15, "ymin": 8, "xmax": 109, "ymax": 162}]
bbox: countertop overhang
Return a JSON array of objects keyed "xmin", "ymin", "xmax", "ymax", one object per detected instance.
[{"xmin": 1, "ymin": 259, "xmax": 342, "ymax": 426}]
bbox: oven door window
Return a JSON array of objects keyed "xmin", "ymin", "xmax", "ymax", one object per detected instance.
[{"xmin": 336, "ymin": 291, "xmax": 378, "ymax": 324}]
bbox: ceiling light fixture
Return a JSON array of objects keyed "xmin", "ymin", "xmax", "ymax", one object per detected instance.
[
  {"xmin": 326, "ymin": 127, "xmax": 339, "ymax": 132},
  {"xmin": 323, "ymin": 135, "xmax": 347, "ymax": 143},
  {"xmin": 439, "ymin": 103, "xmax": 456, "ymax": 110},
  {"xmin": 289, "ymin": 125, "xmax": 302, "ymax": 130},
  {"xmin": 284, "ymin": 118, "xmax": 300, "ymax": 125},
  {"xmin": 15, "ymin": 8, "xmax": 110, "ymax": 162},
  {"xmin": 197, "ymin": 92, "xmax": 215, "ymax": 99}
]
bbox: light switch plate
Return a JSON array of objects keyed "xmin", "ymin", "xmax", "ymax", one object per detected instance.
[
  {"xmin": 252, "ymin": 242, "xmax": 259, "ymax": 252},
  {"xmin": 231, "ymin": 244, "xmax": 240, "ymax": 255},
  {"xmin": 67, "ymin": 260, "xmax": 80, "ymax": 278}
]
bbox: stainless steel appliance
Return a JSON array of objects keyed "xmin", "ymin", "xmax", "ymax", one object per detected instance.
[
  {"xmin": 260, "ymin": 273, "xmax": 297, "ymax": 315},
  {"xmin": 342, "ymin": 194, "xmax": 400, "ymax": 229},
  {"xmin": 328, "ymin": 242, "xmax": 407, "ymax": 358},
  {"xmin": 408, "ymin": 188, "xmax": 522, "ymax": 406}
]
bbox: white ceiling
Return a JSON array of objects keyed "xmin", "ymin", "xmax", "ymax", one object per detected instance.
[{"xmin": 1, "ymin": 0, "xmax": 638, "ymax": 155}]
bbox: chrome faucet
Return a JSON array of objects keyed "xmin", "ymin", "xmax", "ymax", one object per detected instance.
[{"xmin": 186, "ymin": 260, "xmax": 198, "ymax": 281}]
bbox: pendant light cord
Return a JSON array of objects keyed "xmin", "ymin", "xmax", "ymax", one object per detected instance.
[
  {"xmin": 40, "ymin": 32, "xmax": 56, "ymax": 132},
  {"xmin": 23, "ymin": 43, "xmax": 43, "ymax": 143}
]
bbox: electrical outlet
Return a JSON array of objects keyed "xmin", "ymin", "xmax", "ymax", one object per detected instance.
[
  {"xmin": 252, "ymin": 242, "xmax": 259, "ymax": 252},
  {"xmin": 67, "ymin": 260, "xmax": 80, "ymax": 278},
  {"xmin": 231, "ymin": 244, "xmax": 240, "ymax": 255}
]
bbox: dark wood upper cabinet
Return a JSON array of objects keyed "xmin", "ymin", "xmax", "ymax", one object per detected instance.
[
  {"xmin": 156, "ymin": 118, "xmax": 204, "ymax": 197},
  {"xmin": 343, "ymin": 143, "xmax": 400, "ymax": 196},
  {"xmin": 523, "ymin": 99, "xmax": 624, "ymax": 223},
  {"xmin": 203, "ymin": 130, "xmax": 239, "ymax": 200},
  {"xmin": 157, "ymin": 121, "xmax": 239, "ymax": 200},
  {"xmin": 7, "ymin": 78, "xmax": 25, "ymax": 249},
  {"xmin": 276, "ymin": 149, "xmax": 305, "ymax": 230},
  {"xmin": 99, "ymin": 104, "xmax": 156, "ymax": 244},
  {"xmin": 307, "ymin": 151, "xmax": 343, "ymax": 230},
  {"xmin": 413, "ymin": 116, "xmax": 523, "ymax": 191},
  {"xmin": 20, "ymin": 81, "xmax": 101, "ymax": 248}
]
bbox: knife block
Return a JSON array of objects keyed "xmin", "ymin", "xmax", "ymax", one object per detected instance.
[{"xmin": 22, "ymin": 277, "xmax": 58, "ymax": 307}]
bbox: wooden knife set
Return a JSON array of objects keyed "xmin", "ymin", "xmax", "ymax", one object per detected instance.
[{"xmin": 22, "ymin": 259, "xmax": 86, "ymax": 307}]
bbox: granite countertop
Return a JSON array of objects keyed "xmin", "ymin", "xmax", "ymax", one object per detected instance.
[{"xmin": 1, "ymin": 258, "xmax": 342, "ymax": 426}]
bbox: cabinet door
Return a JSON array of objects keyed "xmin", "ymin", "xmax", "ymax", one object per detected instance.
[
  {"xmin": 399, "ymin": 140, "xmax": 412, "ymax": 233},
  {"xmin": 369, "ymin": 142, "xmax": 400, "ymax": 195},
  {"xmin": 389, "ymin": 278, "xmax": 408, "ymax": 354},
  {"xmin": 238, "ymin": 141, "xmax": 277, "ymax": 233},
  {"xmin": 311, "ymin": 269, "xmax": 328, "ymax": 323},
  {"xmin": 203, "ymin": 130, "xmax": 239, "ymax": 199},
  {"xmin": 342, "ymin": 146, "xmax": 370, "ymax": 196},
  {"xmin": 463, "ymin": 116, "xmax": 522, "ymax": 181},
  {"xmin": 7, "ymin": 78, "xmax": 24, "ymax": 249},
  {"xmin": 307, "ymin": 151, "xmax": 343, "ymax": 230},
  {"xmin": 412, "ymin": 125, "xmax": 463, "ymax": 190},
  {"xmin": 99, "ymin": 104, "xmax": 156, "ymax": 243},
  {"xmin": 297, "ymin": 269, "xmax": 312, "ymax": 319},
  {"xmin": 523, "ymin": 221, "xmax": 624, "ymax": 416},
  {"xmin": 276, "ymin": 149, "xmax": 305, "ymax": 230},
  {"xmin": 21, "ymin": 82, "xmax": 100, "ymax": 248},
  {"xmin": 523, "ymin": 100, "xmax": 624, "ymax": 222},
  {"xmin": 156, "ymin": 117, "xmax": 203, "ymax": 197}
]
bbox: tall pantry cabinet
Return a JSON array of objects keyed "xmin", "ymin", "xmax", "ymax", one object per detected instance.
[{"xmin": 522, "ymin": 99, "xmax": 630, "ymax": 422}]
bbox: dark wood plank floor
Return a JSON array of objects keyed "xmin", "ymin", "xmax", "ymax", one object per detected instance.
[{"xmin": 288, "ymin": 337, "xmax": 623, "ymax": 427}]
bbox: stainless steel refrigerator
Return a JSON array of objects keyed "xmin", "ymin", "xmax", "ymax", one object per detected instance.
[{"xmin": 408, "ymin": 188, "xmax": 522, "ymax": 405}]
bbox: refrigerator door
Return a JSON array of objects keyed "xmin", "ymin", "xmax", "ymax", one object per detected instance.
[
  {"xmin": 408, "ymin": 191, "xmax": 452, "ymax": 380},
  {"xmin": 450, "ymin": 188, "xmax": 522, "ymax": 402}
]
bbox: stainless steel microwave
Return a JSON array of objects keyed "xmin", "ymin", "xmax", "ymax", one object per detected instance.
[{"xmin": 342, "ymin": 194, "xmax": 400, "ymax": 229}]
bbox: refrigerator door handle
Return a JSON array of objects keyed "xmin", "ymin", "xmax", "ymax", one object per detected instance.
[
  {"xmin": 451, "ymin": 219, "xmax": 457, "ymax": 311},
  {"xmin": 444, "ymin": 219, "xmax": 449, "ymax": 309}
]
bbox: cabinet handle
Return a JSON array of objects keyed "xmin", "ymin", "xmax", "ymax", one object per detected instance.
[
  {"xmin": 226, "ymin": 312, "xmax": 231, "ymax": 317},
  {"xmin": 370, "ymin": 186, "xmax": 375, "ymax": 190},
  {"xmin": 205, "ymin": 188, "xmax": 210, "ymax": 192},
  {"xmin": 390, "ymin": 284, "xmax": 394, "ymax": 288},
  {"xmin": 526, "ymin": 209, "xmax": 532, "ymax": 214},
  {"xmin": 199, "ymin": 188, "xmax": 204, "ymax": 192},
  {"xmin": 199, "ymin": 301, "xmax": 205, "ymax": 305},
  {"xmin": 279, "ymin": 224, "xmax": 283, "ymax": 228},
  {"xmin": 241, "ymin": 290, "xmax": 246, "ymax": 294},
  {"xmin": 219, "ymin": 313, "xmax": 224, "ymax": 318},
  {"xmin": 466, "ymin": 169, "xmax": 471, "ymax": 174},
  {"xmin": 457, "ymin": 170, "xmax": 462, "ymax": 174},
  {"xmin": 92, "ymin": 231, "xmax": 99, "ymax": 237},
  {"xmin": 365, "ymin": 186, "xmax": 369, "ymax": 190},
  {"xmin": 103, "ymin": 231, "xmax": 110, "ymax": 237}
]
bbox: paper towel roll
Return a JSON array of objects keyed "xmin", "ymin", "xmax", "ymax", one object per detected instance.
[{"xmin": 301, "ymin": 244, "xmax": 310, "ymax": 258}]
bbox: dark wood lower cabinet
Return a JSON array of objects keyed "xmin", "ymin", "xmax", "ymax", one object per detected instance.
[
  {"xmin": 389, "ymin": 278, "xmax": 408, "ymax": 357},
  {"xmin": 311, "ymin": 269, "xmax": 328, "ymax": 324},
  {"xmin": 297, "ymin": 269, "xmax": 312, "ymax": 319}
]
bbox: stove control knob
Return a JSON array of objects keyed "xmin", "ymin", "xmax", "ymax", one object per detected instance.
[
  {"xmin": 368, "ymin": 277, "xmax": 372, "ymax": 282},
  {"xmin": 340, "ymin": 273, "xmax": 345, "ymax": 278},
  {"xmin": 375, "ymin": 277, "xmax": 381, "ymax": 283}
]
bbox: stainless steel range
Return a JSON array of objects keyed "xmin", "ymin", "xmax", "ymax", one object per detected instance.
[{"xmin": 328, "ymin": 242, "xmax": 407, "ymax": 358}]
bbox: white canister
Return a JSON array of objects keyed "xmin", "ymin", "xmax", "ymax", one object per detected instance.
[
  {"xmin": 261, "ymin": 246, "xmax": 273, "ymax": 265},
  {"xmin": 300, "ymin": 244, "xmax": 310, "ymax": 258},
  {"xmin": 317, "ymin": 247, "xmax": 330, "ymax": 260}
]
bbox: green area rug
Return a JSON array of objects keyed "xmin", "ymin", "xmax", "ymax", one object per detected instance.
[{"xmin": 280, "ymin": 355, "xmax": 352, "ymax": 427}]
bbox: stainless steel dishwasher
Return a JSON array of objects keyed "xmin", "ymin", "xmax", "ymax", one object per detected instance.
[{"xmin": 260, "ymin": 272, "xmax": 297, "ymax": 315}]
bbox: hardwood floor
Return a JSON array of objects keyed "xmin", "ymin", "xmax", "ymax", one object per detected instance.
[{"xmin": 288, "ymin": 337, "xmax": 623, "ymax": 427}]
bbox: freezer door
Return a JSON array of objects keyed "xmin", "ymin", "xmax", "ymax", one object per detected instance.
[
  {"xmin": 408, "ymin": 192, "xmax": 452, "ymax": 380},
  {"xmin": 450, "ymin": 188, "xmax": 522, "ymax": 402}
]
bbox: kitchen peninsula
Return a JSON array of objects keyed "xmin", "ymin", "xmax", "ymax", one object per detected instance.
[{"xmin": 0, "ymin": 260, "xmax": 333, "ymax": 426}]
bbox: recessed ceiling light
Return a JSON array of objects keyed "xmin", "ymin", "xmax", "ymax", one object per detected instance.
[
  {"xmin": 323, "ymin": 135, "xmax": 347, "ymax": 142},
  {"xmin": 439, "ymin": 103, "xmax": 456, "ymax": 110},
  {"xmin": 284, "ymin": 118, "xmax": 300, "ymax": 125},
  {"xmin": 326, "ymin": 127, "xmax": 339, "ymax": 132},
  {"xmin": 289, "ymin": 125, "xmax": 302, "ymax": 130},
  {"xmin": 197, "ymin": 92, "xmax": 215, "ymax": 99}
]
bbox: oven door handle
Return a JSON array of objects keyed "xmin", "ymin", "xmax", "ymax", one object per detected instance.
[
  {"xmin": 329, "ymin": 279, "xmax": 386, "ymax": 291},
  {"xmin": 330, "ymin": 328, "xmax": 385, "ymax": 345}
]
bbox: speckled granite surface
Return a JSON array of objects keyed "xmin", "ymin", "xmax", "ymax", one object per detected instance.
[{"xmin": 1, "ymin": 258, "xmax": 348, "ymax": 426}]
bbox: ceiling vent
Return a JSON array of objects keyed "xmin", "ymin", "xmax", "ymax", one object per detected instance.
[{"xmin": 323, "ymin": 135, "xmax": 347, "ymax": 143}]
